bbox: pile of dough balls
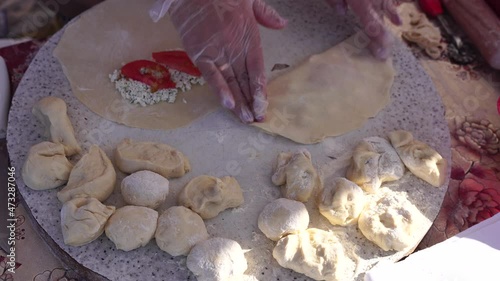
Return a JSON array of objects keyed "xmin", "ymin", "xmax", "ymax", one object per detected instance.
[
  {"xmin": 23, "ymin": 97, "xmax": 446, "ymax": 280},
  {"xmin": 315, "ymin": 134, "xmax": 443, "ymax": 253},
  {"xmin": 23, "ymin": 97, "xmax": 250, "ymax": 281},
  {"xmin": 264, "ymin": 150, "xmax": 356, "ymax": 281},
  {"xmin": 263, "ymin": 138, "xmax": 445, "ymax": 280},
  {"xmin": 341, "ymin": 133, "xmax": 445, "ymax": 251}
]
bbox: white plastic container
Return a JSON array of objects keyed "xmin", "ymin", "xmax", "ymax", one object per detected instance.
[{"xmin": 0, "ymin": 56, "xmax": 10, "ymax": 138}]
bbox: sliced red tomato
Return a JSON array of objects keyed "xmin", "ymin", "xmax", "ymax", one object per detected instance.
[
  {"xmin": 121, "ymin": 60, "xmax": 176, "ymax": 92},
  {"xmin": 152, "ymin": 50, "xmax": 202, "ymax": 77}
]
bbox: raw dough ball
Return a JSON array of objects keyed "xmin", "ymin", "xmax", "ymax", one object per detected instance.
[
  {"xmin": 258, "ymin": 198, "xmax": 309, "ymax": 241},
  {"xmin": 121, "ymin": 170, "xmax": 169, "ymax": 209},
  {"xmin": 318, "ymin": 177, "xmax": 366, "ymax": 226},
  {"xmin": 57, "ymin": 145, "xmax": 116, "ymax": 203},
  {"xmin": 272, "ymin": 150, "xmax": 321, "ymax": 202},
  {"xmin": 115, "ymin": 138, "xmax": 191, "ymax": 179},
  {"xmin": 358, "ymin": 190, "xmax": 430, "ymax": 251},
  {"xmin": 178, "ymin": 175, "xmax": 244, "ymax": 219},
  {"xmin": 388, "ymin": 130, "xmax": 447, "ymax": 187},
  {"xmin": 346, "ymin": 137, "xmax": 405, "ymax": 193},
  {"xmin": 273, "ymin": 228, "xmax": 355, "ymax": 281},
  {"xmin": 61, "ymin": 197, "xmax": 115, "ymax": 246},
  {"xmin": 32, "ymin": 96, "xmax": 81, "ymax": 156},
  {"xmin": 22, "ymin": 142, "xmax": 73, "ymax": 190},
  {"xmin": 186, "ymin": 237, "xmax": 247, "ymax": 281},
  {"xmin": 105, "ymin": 205, "xmax": 158, "ymax": 251},
  {"xmin": 155, "ymin": 206, "xmax": 209, "ymax": 256}
]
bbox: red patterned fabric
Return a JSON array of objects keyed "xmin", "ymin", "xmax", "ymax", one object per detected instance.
[
  {"xmin": 485, "ymin": 0, "xmax": 500, "ymax": 17},
  {"xmin": 0, "ymin": 40, "xmax": 44, "ymax": 98}
]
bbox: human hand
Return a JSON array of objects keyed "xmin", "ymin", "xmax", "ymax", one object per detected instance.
[
  {"xmin": 153, "ymin": 0, "xmax": 287, "ymax": 123},
  {"xmin": 326, "ymin": 0, "xmax": 402, "ymax": 59}
]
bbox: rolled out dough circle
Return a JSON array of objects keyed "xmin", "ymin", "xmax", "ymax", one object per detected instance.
[
  {"xmin": 53, "ymin": 0, "xmax": 221, "ymax": 131},
  {"xmin": 254, "ymin": 35, "xmax": 395, "ymax": 144}
]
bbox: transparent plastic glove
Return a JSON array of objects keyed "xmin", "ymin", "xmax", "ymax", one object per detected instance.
[
  {"xmin": 326, "ymin": 0, "xmax": 402, "ymax": 59},
  {"xmin": 152, "ymin": 0, "xmax": 287, "ymax": 123}
]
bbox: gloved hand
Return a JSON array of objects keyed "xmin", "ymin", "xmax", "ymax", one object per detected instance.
[
  {"xmin": 326, "ymin": 0, "xmax": 402, "ymax": 59},
  {"xmin": 151, "ymin": 0, "xmax": 287, "ymax": 123}
]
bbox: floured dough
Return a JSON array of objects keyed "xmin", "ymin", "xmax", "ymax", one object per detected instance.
[
  {"xmin": 346, "ymin": 137, "xmax": 405, "ymax": 193},
  {"xmin": 121, "ymin": 170, "xmax": 169, "ymax": 209},
  {"xmin": 401, "ymin": 9, "xmax": 444, "ymax": 59},
  {"xmin": 388, "ymin": 130, "xmax": 447, "ymax": 187},
  {"xmin": 57, "ymin": 145, "xmax": 116, "ymax": 203},
  {"xmin": 318, "ymin": 177, "xmax": 365, "ymax": 226},
  {"xmin": 253, "ymin": 34, "xmax": 395, "ymax": 144},
  {"xmin": 61, "ymin": 197, "xmax": 115, "ymax": 246},
  {"xmin": 186, "ymin": 237, "xmax": 247, "ymax": 281},
  {"xmin": 32, "ymin": 96, "xmax": 81, "ymax": 156},
  {"xmin": 178, "ymin": 175, "xmax": 244, "ymax": 219},
  {"xmin": 155, "ymin": 206, "xmax": 209, "ymax": 256},
  {"xmin": 272, "ymin": 150, "xmax": 320, "ymax": 202},
  {"xmin": 273, "ymin": 228, "xmax": 355, "ymax": 281},
  {"xmin": 53, "ymin": 0, "xmax": 220, "ymax": 131},
  {"xmin": 115, "ymin": 138, "xmax": 190, "ymax": 179},
  {"xmin": 358, "ymin": 189, "xmax": 430, "ymax": 251},
  {"xmin": 22, "ymin": 142, "xmax": 73, "ymax": 190},
  {"xmin": 258, "ymin": 198, "xmax": 309, "ymax": 241},
  {"xmin": 105, "ymin": 205, "xmax": 158, "ymax": 251}
]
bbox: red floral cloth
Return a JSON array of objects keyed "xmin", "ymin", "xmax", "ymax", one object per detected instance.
[{"xmin": 0, "ymin": 40, "xmax": 43, "ymax": 98}]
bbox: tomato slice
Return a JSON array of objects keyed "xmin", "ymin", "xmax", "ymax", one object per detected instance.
[
  {"xmin": 121, "ymin": 60, "xmax": 176, "ymax": 92},
  {"xmin": 152, "ymin": 51, "xmax": 202, "ymax": 77}
]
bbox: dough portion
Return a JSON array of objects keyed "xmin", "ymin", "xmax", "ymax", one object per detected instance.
[
  {"xmin": 388, "ymin": 130, "xmax": 447, "ymax": 187},
  {"xmin": 258, "ymin": 198, "xmax": 309, "ymax": 241},
  {"xmin": 272, "ymin": 150, "xmax": 320, "ymax": 202},
  {"xmin": 186, "ymin": 237, "xmax": 247, "ymax": 281},
  {"xmin": 346, "ymin": 137, "xmax": 405, "ymax": 193},
  {"xmin": 273, "ymin": 228, "xmax": 355, "ymax": 281},
  {"xmin": 57, "ymin": 145, "xmax": 116, "ymax": 203},
  {"xmin": 155, "ymin": 206, "xmax": 209, "ymax": 256},
  {"xmin": 105, "ymin": 205, "xmax": 158, "ymax": 251},
  {"xmin": 121, "ymin": 170, "xmax": 169, "ymax": 209},
  {"xmin": 318, "ymin": 177, "xmax": 365, "ymax": 226},
  {"xmin": 61, "ymin": 197, "xmax": 115, "ymax": 246},
  {"xmin": 32, "ymin": 96, "xmax": 81, "ymax": 156},
  {"xmin": 358, "ymin": 189, "xmax": 430, "ymax": 251},
  {"xmin": 178, "ymin": 175, "xmax": 244, "ymax": 219},
  {"xmin": 115, "ymin": 138, "xmax": 190, "ymax": 179},
  {"xmin": 53, "ymin": 0, "xmax": 220, "ymax": 131},
  {"xmin": 253, "ymin": 34, "xmax": 395, "ymax": 144},
  {"xmin": 22, "ymin": 142, "xmax": 73, "ymax": 190}
]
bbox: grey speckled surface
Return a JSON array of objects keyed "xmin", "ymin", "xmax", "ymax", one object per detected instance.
[{"xmin": 7, "ymin": 0, "xmax": 451, "ymax": 280}]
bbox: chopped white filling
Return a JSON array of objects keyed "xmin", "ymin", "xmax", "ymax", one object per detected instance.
[
  {"xmin": 109, "ymin": 70, "xmax": 177, "ymax": 107},
  {"xmin": 109, "ymin": 68, "xmax": 205, "ymax": 106},
  {"xmin": 169, "ymin": 69, "xmax": 205, "ymax": 92}
]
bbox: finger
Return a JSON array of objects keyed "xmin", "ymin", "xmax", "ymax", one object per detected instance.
[
  {"xmin": 383, "ymin": 0, "xmax": 402, "ymax": 25},
  {"xmin": 196, "ymin": 61, "xmax": 235, "ymax": 110},
  {"xmin": 368, "ymin": 27, "xmax": 395, "ymax": 60},
  {"xmin": 348, "ymin": 0, "xmax": 392, "ymax": 59},
  {"xmin": 253, "ymin": 0, "xmax": 288, "ymax": 29},
  {"xmin": 246, "ymin": 36, "xmax": 269, "ymax": 122},
  {"xmin": 219, "ymin": 64, "xmax": 255, "ymax": 123},
  {"xmin": 233, "ymin": 60, "xmax": 253, "ymax": 106}
]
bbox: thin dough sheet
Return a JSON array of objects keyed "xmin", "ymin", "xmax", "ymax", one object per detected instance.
[
  {"xmin": 254, "ymin": 35, "xmax": 395, "ymax": 144},
  {"xmin": 53, "ymin": 0, "xmax": 220, "ymax": 130}
]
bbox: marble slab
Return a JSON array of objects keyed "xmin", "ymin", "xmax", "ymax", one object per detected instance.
[{"xmin": 7, "ymin": 0, "xmax": 451, "ymax": 280}]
